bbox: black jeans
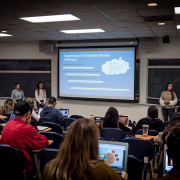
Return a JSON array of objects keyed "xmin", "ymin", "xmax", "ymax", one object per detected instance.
[
  {"xmin": 162, "ymin": 107, "xmax": 175, "ymax": 122},
  {"xmin": 36, "ymin": 101, "xmax": 45, "ymax": 109}
]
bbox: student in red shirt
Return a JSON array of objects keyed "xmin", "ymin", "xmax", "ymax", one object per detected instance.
[{"xmin": 0, "ymin": 101, "xmax": 49, "ymax": 176}]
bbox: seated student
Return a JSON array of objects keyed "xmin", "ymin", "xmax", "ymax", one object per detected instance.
[
  {"xmin": 40, "ymin": 96, "xmax": 65, "ymax": 124},
  {"xmin": 100, "ymin": 107, "xmax": 131, "ymax": 133},
  {"xmin": 0, "ymin": 101, "xmax": 49, "ymax": 176},
  {"xmin": 4, "ymin": 99, "xmax": 16, "ymax": 120},
  {"xmin": 27, "ymin": 98, "xmax": 40, "ymax": 122},
  {"xmin": 155, "ymin": 112, "xmax": 180, "ymax": 177},
  {"xmin": 153, "ymin": 122, "xmax": 180, "ymax": 180},
  {"xmin": 42, "ymin": 118, "xmax": 124, "ymax": 180},
  {"xmin": 135, "ymin": 106, "xmax": 165, "ymax": 133},
  {"xmin": 0, "ymin": 104, "xmax": 11, "ymax": 115}
]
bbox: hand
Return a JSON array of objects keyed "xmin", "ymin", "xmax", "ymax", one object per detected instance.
[
  {"xmin": 165, "ymin": 100, "xmax": 170, "ymax": 104},
  {"xmin": 41, "ymin": 103, "xmax": 45, "ymax": 106},
  {"xmin": 157, "ymin": 117, "xmax": 161, "ymax": 121},
  {"xmin": 26, "ymin": 114, "xmax": 31, "ymax": 124}
]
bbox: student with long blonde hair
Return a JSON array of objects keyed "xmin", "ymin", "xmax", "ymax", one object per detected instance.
[{"xmin": 43, "ymin": 118, "xmax": 124, "ymax": 180}]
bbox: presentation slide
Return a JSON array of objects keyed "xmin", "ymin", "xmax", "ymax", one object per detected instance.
[
  {"xmin": 99, "ymin": 143, "xmax": 126, "ymax": 169},
  {"xmin": 59, "ymin": 47, "xmax": 135, "ymax": 100}
]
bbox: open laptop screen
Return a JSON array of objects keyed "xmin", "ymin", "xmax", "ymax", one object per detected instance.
[
  {"xmin": 163, "ymin": 145, "xmax": 173, "ymax": 174},
  {"xmin": 59, "ymin": 109, "xmax": 69, "ymax": 118},
  {"xmin": 118, "ymin": 115, "xmax": 129, "ymax": 126},
  {"xmin": 99, "ymin": 141, "xmax": 128, "ymax": 172}
]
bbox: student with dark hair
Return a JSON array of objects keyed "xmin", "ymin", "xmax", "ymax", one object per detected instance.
[
  {"xmin": 43, "ymin": 118, "xmax": 124, "ymax": 180},
  {"xmin": 135, "ymin": 106, "xmax": 165, "ymax": 133},
  {"xmin": 156, "ymin": 112, "xmax": 180, "ymax": 177},
  {"xmin": 154, "ymin": 122, "xmax": 180, "ymax": 180},
  {"xmin": 35, "ymin": 81, "xmax": 46, "ymax": 109},
  {"xmin": 11, "ymin": 83, "xmax": 25, "ymax": 103},
  {"xmin": 159, "ymin": 83, "xmax": 177, "ymax": 122},
  {"xmin": 40, "ymin": 96, "xmax": 65, "ymax": 124},
  {"xmin": 101, "ymin": 107, "xmax": 131, "ymax": 132},
  {"xmin": 0, "ymin": 101, "xmax": 49, "ymax": 176}
]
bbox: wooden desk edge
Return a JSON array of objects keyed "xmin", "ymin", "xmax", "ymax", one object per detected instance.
[
  {"xmin": 0, "ymin": 115, "xmax": 7, "ymax": 119},
  {"xmin": 124, "ymin": 173, "xmax": 128, "ymax": 180},
  {"xmin": 38, "ymin": 127, "xmax": 52, "ymax": 133},
  {"xmin": 32, "ymin": 140, "xmax": 53, "ymax": 153},
  {"xmin": 135, "ymin": 135, "xmax": 159, "ymax": 145}
]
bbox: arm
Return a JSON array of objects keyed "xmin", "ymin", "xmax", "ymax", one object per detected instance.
[
  {"xmin": 169, "ymin": 97, "xmax": 177, "ymax": 106},
  {"xmin": 56, "ymin": 110, "xmax": 65, "ymax": 123},
  {"xmin": 159, "ymin": 97, "xmax": 165, "ymax": 106},
  {"xmin": 11, "ymin": 90, "xmax": 17, "ymax": 104},
  {"xmin": 25, "ymin": 127, "xmax": 49, "ymax": 150},
  {"xmin": 134, "ymin": 120, "xmax": 143, "ymax": 133},
  {"xmin": 35, "ymin": 90, "xmax": 40, "ymax": 104},
  {"xmin": 22, "ymin": 90, "xmax": 25, "ymax": 101},
  {"xmin": 119, "ymin": 122, "xmax": 131, "ymax": 132},
  {"xmin": 32, "ymin": 110, "xmax": 40, "ymax": 122},
  {"xmin": 44, "ymin": 89, "xmax": 46, "ymax": 104},
  {"xmin": 155, "ymin": 132, "xmax": 164, "ymax": 146}
]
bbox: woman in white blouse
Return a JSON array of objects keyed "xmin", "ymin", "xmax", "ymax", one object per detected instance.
[{"xmin": 35, "ymin": 81, "xmax": 46, "ymax": 109}]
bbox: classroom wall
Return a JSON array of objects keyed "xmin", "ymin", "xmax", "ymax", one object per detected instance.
[{"xmin": 0, "ymin": 37, "xmax": 180, "ymax": 122}]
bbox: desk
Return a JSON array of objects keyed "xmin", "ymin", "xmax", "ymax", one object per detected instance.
[
  {"xmin": 32, "ymin": 140, "xmax": 53, "ymax": 153},
  {"xmin": 0, "ymin": 115, "xmax": 7, "ymax": 119},
  {"xmin": 38, "ymin": 127, "xmax": 52, "ymax": 133},
  {"xmin": 124, "ymin": 173, "xmax": 128, "ymax": 180},
  {"xmin": 135, "ymin": 135, "xmax": 159, "ymax": 145}
]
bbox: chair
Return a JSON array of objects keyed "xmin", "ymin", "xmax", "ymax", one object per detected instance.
[
  {"xmin": 100, "ymin": 128, "xmax": 126, "ymax": 142},
  {"xmin": 0, "ymin": 118, "xmax": 7, "ymax": 124},
  {"xmin": 122, "ymin": 138, "xmax": 154, "ymax": 180},
  {"xmin": 127, "ymin": 155, "xmax": 142, "ymax": 180},
  {"xmin": 63, "ymin": 118, "xmax": 76, "ymax": 130},
  {"xmin": 2, "ymin": 113, "xmax": 11, "ymax": 121},
  {"xmin": 0, "ymin": 144, "xmax": 26, "ymax": 180},
  {"xmin": 40, "ymin": 132, "xmax": 64, "ymax": 149},
  {"xmin": 128, "ymin": 122, "xmax": 136, "ymax": 135},
  {"xmin": 40, "ymin": 148, "xmax": 59, "ymax": 173},
  {"xmin": 164, "ymin": 121, "xmax": 169, "ymax": 127},
  {"xmin": 135, "ymin": 129, "xmax": 159, "ymax": 136},
  {"xmin": 41, "ymin": 122, "xmax": 62, "ymax": 134},
  {"xmin": 69, "ymin": 115, "xmax": 83, "ymax": 119},
  {"xmin": 39, "ymin": 117, "xmax": 52, "ymax": 125}
]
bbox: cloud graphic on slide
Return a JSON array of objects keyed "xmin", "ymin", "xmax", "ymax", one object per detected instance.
[{"xmin": 102, "ymin": 57, "xmax": 130, "ymax": 75}]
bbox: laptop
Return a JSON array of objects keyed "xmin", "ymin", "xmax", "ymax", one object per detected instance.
[
  {"xmin": 99, "ymin": 140, "xmax": 128, "ymax": 178},
  {"xmin": 59, "ymin": 109, "xmax": 69, "ymax": 118},
  {"xmin": 163, "ymin": 144, "xmax": 173, "ymax": 175},
  {"xmin": 118, "ymin": 115, "xmax": 129, "ymax": 126}
]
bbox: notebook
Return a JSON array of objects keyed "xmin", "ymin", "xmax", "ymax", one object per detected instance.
[
  {"xmin": 59, "ymin": 109, "xmax": 69, "ymax": 118},
  {"xmin": 37, "ymin": 126, "xmax": 48, "ymax": 131},
  {"xmin": 163, "ymin": 144, "xmax": 173, "ymax": 175},
  {"xmin": 98, "ymin": 140, "xmax": 128, "ymax": 177},
  {"xmin": 118, "ymin": 115, "xmax": 129, "ymax": 126}
]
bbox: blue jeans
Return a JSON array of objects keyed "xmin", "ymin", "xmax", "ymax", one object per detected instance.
[{"xmin": 162, "ymin": 107, "xmax": 175, "ymax": 122}]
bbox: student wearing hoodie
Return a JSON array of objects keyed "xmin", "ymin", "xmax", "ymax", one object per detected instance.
[
  {"xmin": 135, "ymin": 106, "xmax": 165, "ymax": 133},
  {"xmin": 40, "ymin": 96, "xmax": 65, "ymax": 124}
]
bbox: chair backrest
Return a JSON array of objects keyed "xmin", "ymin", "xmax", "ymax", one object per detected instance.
[
  {"xmin": 2, "ymin": 113, "xmax": 11, "ymax": 121},
  {"xmin": 41, "ymin": 122, "xmax": 62, "ymax": 134},
  {"xmin": 63, "ymin": 118, "xmax": 76, "ymax": 130},
  {"xmin": 164, "ymin": 121, "xmax": 169, "ymax": 127},
  {"xmin": 127, "ymin": 155, "xmax": 142, "ymax": 180},
  {"xmin": 0, "ymin": 118, "xmax": 7, "ymax": 124},
  {"xmin": 122, "ymin": 138, "xmax": 154, "ymax": 161},
  {"xmin": 69, "ymin": 115, "xmax": 83, "ymax": 119},
  {"xmin": 135, "ymin": 129, "xmax": 159, "ymax": 136},
  {"xmin": 100, "ymin": 128, "xmax": 126, "ymax": 142},
  {"xmin": 39, "ymin": 117, "xmax": 53, "ymax": 125},
  {"xmin": 40, "ymin": 148, "xmax": 59, "ymax": 173},
  {"xmin": 40, "ymin": 132, "xmax": 64, "ymax": 149},
  {"xmin": 0, "ymin": 144, "xmax": 26, "ymax": 180}
]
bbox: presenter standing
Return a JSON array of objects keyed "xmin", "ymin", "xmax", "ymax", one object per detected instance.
[
  {"xmin": 35, "ymin": 81, "xmax": 46, "ymax": 109},
  {"xmin": 159, "ymin": 83, "xmax": 177, "ymax": 122},
  {"xmin": 11, "ymin": 83, "xmax": 25, "ymax": 103}
]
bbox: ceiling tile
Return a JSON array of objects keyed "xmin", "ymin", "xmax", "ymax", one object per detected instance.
[
  {"xmin": 120, "ymin": 22, "xmax": 148, "ymax": 28},
  {"xmin": 93, "ymin": 2, "xmax": 134, "ymax": 12},
  {"xmin": 4, "ymin": 0, "xmax": 53, "ymax": 9},
  {"xmin": 105, "ymin": 11, "xmax": 140, "ymax": 19},
  {"xmin": 131, "ymin": 0, "xmax": 172, "ymax": 10},
  {"xmin": 147, "ymin": 21, "xmax": 175, "ymax": 26},
  {"xmin": 138, "ymin": 8, "xmax": 173, "ymax": 16},
  {"xmin": 43, "ymin": 0, "xmax": 86, "ymax": 6},
  {"xmin": 2, "ymin": 10, "xmax": 38, "ymax": 18},
  {"xmin": 0, "ymin": 1, "xmax": 20, "ymax": 11},
  {"xmin": 127, "ymin": 27, "xmax": 151, "ymax": 31},
  {"xmin": 75, "ymin": 13, "xmax": 107, "ymax": 20},
  {"xmin": 0, "ymin": 18, "xmax": 29, "ymax": 25}
]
